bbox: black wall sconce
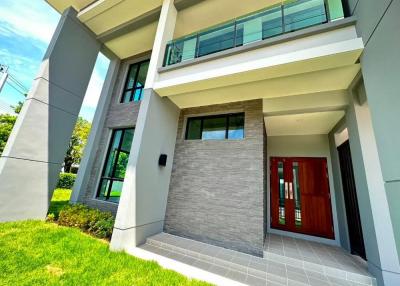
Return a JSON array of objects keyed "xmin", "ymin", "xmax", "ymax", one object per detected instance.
[{"xmin": 159, "ymin": 154, "xmax": 167, "ymax": 167}]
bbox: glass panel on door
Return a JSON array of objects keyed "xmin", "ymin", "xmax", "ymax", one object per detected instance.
[
  {"xmin": 278, "ymin": 161, "xmax": 286, "ymax": 225},
  {"xmin": 292, "ymin": 162, "xmax": 302, "ymax": 227}
]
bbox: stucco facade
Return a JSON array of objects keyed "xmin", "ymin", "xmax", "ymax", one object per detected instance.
[{"xmin": 1, "ymin": 1, "xmax": 399, "ymax": 285}]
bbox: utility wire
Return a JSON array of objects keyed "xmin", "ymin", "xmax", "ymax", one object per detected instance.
[
  {"xmin": 8, "ymin": 73, "xmax": 28, "ymax": 93},
  {"xmin": 5, "ymin": 81, "xmax": 27, "ymax": 97}
]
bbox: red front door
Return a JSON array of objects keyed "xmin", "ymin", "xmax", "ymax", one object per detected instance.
[{"xmin": 270, "ymin": 157, "xmax": 334, "ymax": 239}]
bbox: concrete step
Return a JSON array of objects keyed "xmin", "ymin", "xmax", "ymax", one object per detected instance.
[{"xmin": 143, "ymin": 232, "xmax": 376, "ymax": 286}]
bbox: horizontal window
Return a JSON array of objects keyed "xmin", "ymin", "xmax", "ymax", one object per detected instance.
[
  {"xmin": 97, "ymin": 128, "xmax": 134, "ymax": 203},
  {"xmin": 121, "ymin": 60, "xmax": 150, "ymax": 103},
  {"xmin": 185, "ymin": 113, "xmax": 244, "ymax": 140}
]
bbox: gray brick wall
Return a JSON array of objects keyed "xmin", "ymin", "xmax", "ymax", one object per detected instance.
[
  {"xmin": 76, "ymin": 57, "xmax": 145, "ymax": 214},
  {"xmin": 164, "ymin": 99, "xmax": 265, "ymax": 256}
]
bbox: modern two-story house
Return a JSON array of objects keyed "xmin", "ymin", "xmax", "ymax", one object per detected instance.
[{"xmin": 0, "ymin": 0, "xmax": 399, "ymax": 285}]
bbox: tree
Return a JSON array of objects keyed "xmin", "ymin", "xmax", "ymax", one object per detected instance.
[
  {"xmin": 64, "ymin": 117, "xmax": 91, "ymax": 173},
  {"xmin": 12, "ymin": 100, "xmax": 24, "ymax": 114},
  {"xmin": 12, "ymin": 93, "xmax": 27, "ymax": 114},
  {"xmin": 0, "ymin": 114, "xmax": 17, "ymax": 156}
]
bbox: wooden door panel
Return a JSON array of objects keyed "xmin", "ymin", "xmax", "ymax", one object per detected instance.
[
  {"xmin": 270, "ymin": 157, "xmax": 334, "ymax": 239},
  {"xmin": 297, "ymin": 158, "xmax": 334, "ymax": 239}
]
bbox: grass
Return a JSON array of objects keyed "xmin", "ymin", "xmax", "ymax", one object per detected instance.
[
  {"xmin": 0, "ymin": 190, "xmax": 211, "ymax": 286},
  {"xmin": 0, "ymin": 221, "xmax": 210, "ymax": 286},
  {"xmin": 47, "ymin": 188, "xmax": 72, "ymax": 219}
]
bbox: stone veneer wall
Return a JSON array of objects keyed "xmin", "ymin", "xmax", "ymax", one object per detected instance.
[
  {"xmin": 76, "ymin": 56, "xmax": 146, "ymax": 214},
  {"xmin": 164, "ymin": 99, "xmax": 265, "ymax": 256}
]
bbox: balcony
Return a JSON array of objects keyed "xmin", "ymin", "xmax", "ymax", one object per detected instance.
[{"xmin": 164, "ymin": 0, "xmax": 346, "ymax": 67}]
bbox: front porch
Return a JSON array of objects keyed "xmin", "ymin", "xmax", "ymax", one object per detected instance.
[{"xmin": 136, "ymin": 232, "xmax": 376, "ymax": 286}]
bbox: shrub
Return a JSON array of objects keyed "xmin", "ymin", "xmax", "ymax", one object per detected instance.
[
  {"xmin": 58, "ymin": 204, "xmax": 114, "ymax": 240},
  {"xmin": 57, "ymin": 173, "xmax": 76, "ymax": 189}
]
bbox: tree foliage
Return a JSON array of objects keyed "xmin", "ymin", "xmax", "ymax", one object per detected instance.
[
  {"xmin": 0, "ymin": 114, "xmax": 17, "ymax": 155},
  {"xmin": 12, "ymin": 100, "xmax": 24, "ymax": 114},
  {"xmin": 64, "ymin": 117, "xmax": 91, "ymax": 173}
]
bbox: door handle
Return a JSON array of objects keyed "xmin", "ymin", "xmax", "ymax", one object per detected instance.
[
  {"xmin": 289, "ymin": 182, "xmax": 293, "ymax": 200},
  {"xmin": 285, "ymin": 182, "xmax": 288, "ymax": 199}
]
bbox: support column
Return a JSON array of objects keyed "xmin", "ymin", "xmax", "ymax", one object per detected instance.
[
  {"xmin": 111, "ymin": 0, "xmax": 179, "ymax": 251},
  {"xmin": 71, "ymin": 51, "xmax": 120, "ymax": 204},
  {"xmin": 347, "ymin": 80, "xmax": 400, "ymax": 285},
  {"xmin": 0, "ymin": 8, "xmax": 100, "ymax": 222},
  {"xmin": 349, "ymin": 1, "xmax": 400, "ymax": 284}
]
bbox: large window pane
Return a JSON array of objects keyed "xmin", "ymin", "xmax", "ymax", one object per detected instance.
[
  {"xmin": 136, "ymin": 61, "xmax": 149, "ymax": 88},
  {"xmin": 108, "ymin": 181, "xmax": 123, "ymax": 203},
  {"xmin": 228, "ymin": 114, "xmax": 244, "ymax": 139},
  {"xmin": 185, "ymin": 113, "xmax": 244, "ymax": 140},
  {"xmin": 103, "ymin": 130, "xmax": 122, "ymax": 177},
  {"xmin": 133, "ymin": 89, "xmax": 143, "ymax": 102},
  {"xmin": 97, "ymin": 128, "xmax": 135, "ymax": 203},
  {"xmin": 125, "ymin": 65, "xmax": 138, "ymax": 89},
  {"xmin": 121, "ymin": 60, "xmax": 150, "ymax": 103},
  {"xmin": 186, "ymin": 118, "xmax": 202, "ymax": 140},
  {"xmin": 202, "ymin": 116, "xmax": 227, "ymax": 140}
]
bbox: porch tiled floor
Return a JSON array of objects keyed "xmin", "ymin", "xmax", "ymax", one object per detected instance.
[{"xmin": 140, "ymin": 232, "xmax": 376, "ymax": 286}]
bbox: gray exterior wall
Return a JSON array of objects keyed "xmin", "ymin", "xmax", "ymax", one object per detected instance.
[
  {"xmin": 347, "ymin": 1, "xmax": 400, "ymax": 284},
  {"xmin": 164, "ymin": 99, "xmax": 265, "ymax": 256},
  {"xmin": 76, "ymin": 56, "xmax": 149, "ymax": 214},
  {"xmin": 0, "ymin": 8, "xmax": 100, "ymax": 222},
  {"xmin": 328, "ymin": 118, "xmax": 351, "ymax": 252}
]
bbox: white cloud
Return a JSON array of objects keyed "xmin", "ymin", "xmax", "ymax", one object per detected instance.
[{"xmin": 0, "ymin": 0, "xmax": 59, "ymax": 43}]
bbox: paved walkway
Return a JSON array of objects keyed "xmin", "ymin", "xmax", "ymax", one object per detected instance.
[{"xmin": 139, "ymin": 232, "xmax": 376, "ymax": 286}]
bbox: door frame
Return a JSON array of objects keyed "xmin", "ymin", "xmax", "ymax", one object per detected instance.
[
  {"xmin": 270, "ymin": 156, "xmax": 335, "ymax": 239},
  {"xmin": 266, "ymin": 153, "xmax": 340, "ymax": 246}
]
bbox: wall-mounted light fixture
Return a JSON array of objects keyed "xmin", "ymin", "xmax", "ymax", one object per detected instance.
[{"xmin": 159, "ymin": 154, "xmax": 167, "ymax": 167}]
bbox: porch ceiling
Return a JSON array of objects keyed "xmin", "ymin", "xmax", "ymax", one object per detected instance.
[
  {"xmin": 46, "ymin": 0, "xmax": 163, "ymax": 59},
  {"xmin": 166, "ymin": 63, "xmax": 360, "ymax": 109},
  {"xmin": 265, "ymin": 110, "xmax": 346, "ymax": 136}
]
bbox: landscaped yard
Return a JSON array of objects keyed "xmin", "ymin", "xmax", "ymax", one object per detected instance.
[{"xmin": 0, "ymin": 189, "xmax": 211, "ymax": 286}]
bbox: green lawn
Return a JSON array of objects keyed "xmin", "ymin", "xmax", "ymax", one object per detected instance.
[
  {"xmin": 0, "ymin": 191, "xmax": 211, "ymax": 286},
  {"xmin": 47, "ymin": 188, "xmax": 72, "ymax": 218}
]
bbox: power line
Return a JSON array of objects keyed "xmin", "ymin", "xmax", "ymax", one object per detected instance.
[
  {"xmin": 5, "ymin": 81, "xmax": 27, "ymax": 97},
  {"xmin": 8, "ymin": 73, "xmax": 28, "ymax": 93}
]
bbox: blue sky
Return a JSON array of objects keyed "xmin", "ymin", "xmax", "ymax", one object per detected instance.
[{"xmin": 0, "ymin": 0, "xmax": 109, "ymax": 121}]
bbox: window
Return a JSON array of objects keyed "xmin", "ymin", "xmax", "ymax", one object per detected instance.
[
  {"xmin": 121, "ymin": 60, "xmax": 150, "ymax": 103},
  {"xmin": 97, "ymin": 128, "xmax": 134, "ymax": 203},
  {"xmin": 185, "ymin": 113, "xmax": 244, "ymax": 140}
]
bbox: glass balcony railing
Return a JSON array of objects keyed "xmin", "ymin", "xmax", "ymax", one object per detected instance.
[{"xmin": 163, "ymin": 0, "xmax": 345, "ymax": 67}]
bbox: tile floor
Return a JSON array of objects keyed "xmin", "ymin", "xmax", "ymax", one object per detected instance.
[{"xmin": 140, "ymin": 232, "xmax": 376, "ymax": 286}]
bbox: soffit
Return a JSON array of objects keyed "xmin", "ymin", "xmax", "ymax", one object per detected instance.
[
  {"xmin": 46, "ymin": 0, "xmax": 96, "ymax": 13},
  {"xmin": 166, "ymin": 64, "xmax": 360, "ymax": 109},
  {"xmin": 77, "ymin": 0, "xmax": 162, "ymax": 35},
  {"xmin": 265, "ymin": 111, "xmax": 346, "ymax": 136}
]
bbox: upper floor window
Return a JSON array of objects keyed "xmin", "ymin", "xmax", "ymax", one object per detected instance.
[
  {"xmin": 97, "ymin": 128, "xmax": 134, "ymax": 203},
  {"xmin": 121, "ymin": 60, "xmax": 150, "ymax": 103},
  {"xmin": 185, "ymin": 113, "xmax": 245, "ymax": 140}
]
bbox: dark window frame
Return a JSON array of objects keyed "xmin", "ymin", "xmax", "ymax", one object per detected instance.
[
  {"xmin": 185, "ymin": 112, "xmax": 245, "ymax": 140},
  {"xmin": 120, "ymin": 59, "xmax": 150, "ymax": 103},
  {"xmin": 96, "ymin": 127, "xmax": 135, "ymax": 202}
]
